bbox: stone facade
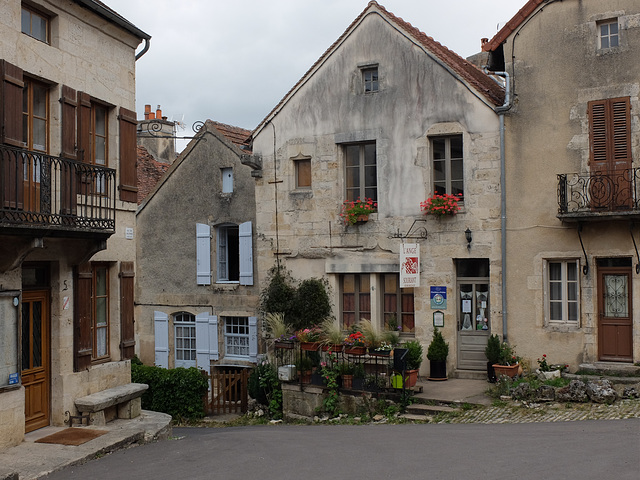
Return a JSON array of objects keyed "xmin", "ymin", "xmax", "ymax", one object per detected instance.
[
  {"xmin": 250, "ymin": 3, "xmax": 504, "ymax": 377},
  {"xmin": 483, "ymin": 0, "xmax": 640, "ymax": 367},
  {"xmin": 136, "ymin": 121, "xmax": 260, "ymax": 370},
  {"xmin": 0, "ymin": 0, "xmax": 148, "ymax": 449}
]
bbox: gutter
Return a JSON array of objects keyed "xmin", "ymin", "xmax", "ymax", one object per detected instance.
[
  {"xmin": 485, "ymin": 69, "xmax": 511, "ymax": 342},
  {"xmin": 72, "ymin": 0, "xmax": 151, "ymax": 60}
]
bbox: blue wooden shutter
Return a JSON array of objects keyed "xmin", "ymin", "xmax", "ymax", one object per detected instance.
[
  {"xmin": 154, "ymin": 311, "xmax": 169, "ymax": 368},
  {"xmin": 196, "ymin": 223, "xmax": 211, "ymax": 285},
  {"xmin": 196, "ymin": 313, "xmax": 219, "ymax": 370},
  {"xmin": 249, "ymin": 316, "xmax": 258, "ymax": 363},
  {"xmin": 239, "ymin": 221, "xmax": 253, "ymax": 285}
]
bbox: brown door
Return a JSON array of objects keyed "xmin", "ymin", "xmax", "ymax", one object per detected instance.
[
  {"xmin": 21, "ymin": 290, "xmax": 50, "ymax": 432},
  {"xmin": 598, "ymin": 266, "xmax": 632, "ymax": 361}
]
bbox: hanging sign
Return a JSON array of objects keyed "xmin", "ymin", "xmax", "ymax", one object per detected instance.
[
  {"xmin": 400, "ymin": 243, "xmax": 420, "ymax": 288},
  {"xmin": 430, "ymin": 286, "xmax": 447, "ymax": 309}
]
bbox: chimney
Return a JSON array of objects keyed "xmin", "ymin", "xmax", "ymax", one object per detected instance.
[
  {"xmin": 144, "ymin": 104, "xmax": 151, "ymax": 120},
  {"xmin": 156, "ymin": 105, "xmax": 162, "ymax": 120}
]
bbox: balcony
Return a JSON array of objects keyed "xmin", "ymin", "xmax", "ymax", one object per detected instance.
[
  {"xmin": 1, "ymin": 144, "xmax": 116, "ymax": 237},
  {"xmin": 557, "ymin": 168, "xmax": 640, "ymax": 222}
]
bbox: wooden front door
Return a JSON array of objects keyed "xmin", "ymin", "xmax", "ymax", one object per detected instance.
[
  {"xmin": 598, "ymin": 265, "xmax": 632, "ymax": 361},
  {"xmin": 21, "ymin": 290, "xmax": 50, "ymax": 432}
]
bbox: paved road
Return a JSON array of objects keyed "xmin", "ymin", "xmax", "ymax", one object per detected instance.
[{"xmin": 44, "ymin": 420, "xmax": 640, "ymax": 480}]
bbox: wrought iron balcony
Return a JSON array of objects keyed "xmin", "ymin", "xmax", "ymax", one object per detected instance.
[
  {"xmin": 557, "ymin": 168, "xmax": 640, "ymax": 221},
  {"xmin": 0, "ymin": 144, "xmax": 115, "ymax": 236}
]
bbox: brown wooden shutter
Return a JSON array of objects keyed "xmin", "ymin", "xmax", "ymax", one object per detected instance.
[
  {"xmin": 60, "ymin": 85, "xmax": 77, "ymax": 160},
  {"xmin": 76, "ymin": 91, "xmax": 91, "ymax": 163},
  {"xmin": 118, "ymin": 107, "xmax": 138, "ymax": 202},
  {"xmin": 74, "ymin": 263, "xmax": 93, "ymax": 371},
  {"xmin": 0, "ymin": 59, "xmax": 24, "ymax": 147},
  {"xmin": 1, "ymin": 60, "xmax": 24, "ymax": 209},
  {"xmin": 588, "ymin": 97, "xmax": 631, "ymax": 173},
  {"xmin": 119, "ymin": 261, "xmax": 136, "ymax": 360}
]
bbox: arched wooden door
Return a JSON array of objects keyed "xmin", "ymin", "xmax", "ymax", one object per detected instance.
[{"xmin": 21, "ymin": 290, "xmax": 50, "ymax": 432}]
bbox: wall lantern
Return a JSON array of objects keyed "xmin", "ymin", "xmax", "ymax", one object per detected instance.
[{"xmin": 465, "ymin": 228, "xmax": 472, "ymax": 251}]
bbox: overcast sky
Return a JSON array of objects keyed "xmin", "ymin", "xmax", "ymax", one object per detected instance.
[{"xmin": 105, "ymin": 0, "xmax": 527, "ymax": 135}]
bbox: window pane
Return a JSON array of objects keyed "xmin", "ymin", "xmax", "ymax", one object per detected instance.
[
  {"xmin": 451, "ymin": 159, "xmax": 463, "ymax": 181},
  {"xmin": 550, "ymin": 281, "xmax": 562, "ymax": 301},
  {"xmin": 433, "ymin": 160, "xmax": 445, "ymax": 181},
  {"xmin": 549, "ymin": 302, "xmax": 562, "ymax": 321},
  {"xmin": 549, "ymin": 262, "xmax": 561, "ymax": 281},
  {"xmin": 21, "ymin": 9, "xmax": 30, "ymax": 34},
  {"xmin": 96, "ymin": 268, "xmax": 107, "ymax": 295},
  {"xmin": 346, "ymin": 166, "xmax": 360, "ymax": 189},
  {"xmin": 96, "ymin": 328, "xmax": 107, "ymax": 356},
  {"xmin": 33, "ymin": 118, "xmax": 46, "ymax": 151},
  {"xmin": 451, "ymin": 181, "xmax": 464, "ymax": 198},
  {"xmin": 364, "ymin": 144, "xmax": 376, "ymax": 165},
  {"xmin": 296, "ymin": 159, "xmax": 311, "ymax": 188},
  {"xmin": 432, "ymin": 138, "xmax": 445, "ymax": 159},
  {"xmin": 32, "ymin": 15, "xmax": 46, "ymax": 41},
  {"xmin": 96, "ymin": 298, "xmax": 107, "ymax": 325},
  {"xmin": 610, "ymin": 35, "xmax": 618, "ymax": 47},
  {"xmin": 568, "ymin": 302, "xmax": 578, "ymax": 321},
  {"xmin": 450, "ymin": 136, "xmax": 463, "ymax": 158},
  {"xmin": 95, "ymin": 107, "xmax": 106, "ymax": 135},
  {"xmin": 346, "ymin": 145, "xmax": 359, "ymax": 167},
  {"xmin": 610, "ymin": 23, "xmax": 618, "ymax": 35}
]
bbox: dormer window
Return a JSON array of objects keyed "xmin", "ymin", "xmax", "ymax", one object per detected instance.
[{"xmin": 598, "ymin": 19, "xmax": 619, "ymax": 49}]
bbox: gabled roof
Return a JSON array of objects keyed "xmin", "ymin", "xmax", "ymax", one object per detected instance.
[
  {"xmin": 209, "ymin": 121, "xmax": 252, "ymax": 153},
  {"xmin": 481, "ymin": 0, "xmax": 546, "ymax": 52},
  {"xmin": 252, "ymin": 1, "xmax": 504, "ymax": 137}
]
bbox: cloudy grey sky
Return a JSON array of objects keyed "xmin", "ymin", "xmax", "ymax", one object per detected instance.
[{"xmin": 106, "ymin": 0, "xmax": 527, "ymax": 134}]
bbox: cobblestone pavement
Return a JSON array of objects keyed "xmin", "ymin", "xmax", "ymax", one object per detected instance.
[{"xmin": 430, "ymin": 398, "xmax": 640, "ymax": 424}]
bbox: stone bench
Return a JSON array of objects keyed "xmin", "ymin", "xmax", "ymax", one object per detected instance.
[{"xmin": 75, "ymin": 383, "xmax": 148, "ymax": 426}]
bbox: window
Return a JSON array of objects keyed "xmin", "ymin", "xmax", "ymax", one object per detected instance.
[
  {"xmin": 546, "ymin": 260, "xmax": 579, "ymax": 324},
  {"xmin": 215, "ymin": 221, "xmax": 253, "ymax": 285},
  {"xmin": 432, "ymin": 135, "xmax": 463, "ymax": 199},
  {"xmin": 22, "ymin": 78, "xmax": 48, "ymax": 152},
  {"xmin": 588, "ymin": 97, "xmax": 631, "ymax": 170},
  {"xmin": 457, "ymin": 259, "xmax": 490, "ymax": 331},
  {"xmin": 21, "ymin": 4, "xmax": 49, "ymax": 43},
  {"xmin": 225, "ymin": 317, "xmax": 250, "ymax": 357},
  {"xmin": 362, "ymin": 67, "xmax": 378, "ymax": 93},
  {"xmin": 382, "ymin": 274, "xmax": 415, "ymax": 333},
  {"xmin": 91, "ymin": 103, "xmax": 108, "ymax": 167},
  {"xmin": 598, "ymin": 20, "xmax": 619, "ymax": 49},
  {"xmin": 341, "ymin": 274, "xmax": 370, "ymax": 329},
  {"xmin": 217, "ymin": 224, "xmax": 239, "ymax": 282},
  {"xmin": 174, "ymin": 312, "xmax": 196, "ymax": 368},
  {"xmin": 293, "ymin": 156, "xmax": 311, "ymax": 189},
  {"xmin": 92, "ymin": 264, "xmax": 109, "ymax": 360},
  {"xmin": 221, "ymin": 167, "xmax": 233, "ymax": 193},
  {"xmin": 345, "ymin": 142, "xmax": 376, "ymax": 202}
]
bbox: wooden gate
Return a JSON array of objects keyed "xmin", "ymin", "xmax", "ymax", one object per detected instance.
[{"xmin": 206, "ymin": 367, "xmax": 249, "ymax": 415}]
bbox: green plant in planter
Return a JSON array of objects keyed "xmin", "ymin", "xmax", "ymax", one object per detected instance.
[
  {"xmin": 320, "ymin": 318, "xmax": 344, "ymax": 346},
  {"xmin": 404, "ymin": 340, "xmax": 424, "ymax": 370},
  {"xmin": 426, "ymin": 328, "xmax": 449, "ymax": 362},
  {"xmin": 353, "ymin": 363, "xmax": 366, "ymax": 379},
  {"xmin": 485, "ymin": 334, "xmax": 501, "ymax": 364}
]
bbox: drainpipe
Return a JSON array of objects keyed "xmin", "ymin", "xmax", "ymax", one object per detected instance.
[{"xmin": 485, "ymin": 70, "xmax": 511, "ymax": 342}]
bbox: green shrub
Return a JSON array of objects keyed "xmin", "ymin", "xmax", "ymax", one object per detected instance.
[
  {"xmin": 248, "ymin": 361, "xmax": 282, "ymax": 419},
  {"xmin": 426, "ymin": 328, "xmax": 448, "ymax": 362},
  {"xmin": 131, "ymin": 363, "xmax": 209, "ymax": 421},
  {"xmin": 485, "ymin": 334, "xmax": 501, "ymax": 364},
  {"xmin": 260, "ymin": 267, "xmax": 297, "ymax": 326},
  {"xmin": 292, "ymin": 278, "xmax": 332, "ymax": 331},
  {"xmin": 404, "ymin": 340, "xmax": 424, "ymax": 370}
]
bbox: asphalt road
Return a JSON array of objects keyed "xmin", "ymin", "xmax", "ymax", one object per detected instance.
[{"xmin": 44, "ymin": 420, "xmax": 640, "ymax": 480}]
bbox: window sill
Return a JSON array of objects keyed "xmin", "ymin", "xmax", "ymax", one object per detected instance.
[
  {"xmin": 290, "ymin": 189, "xmax": 313, "ymax": 198},
  {"xmin": 544, "ymin": 322, "xmax": 580, "ymax": 332}
]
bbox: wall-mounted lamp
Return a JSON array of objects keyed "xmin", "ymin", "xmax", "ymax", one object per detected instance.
[{"xmin": 465, "ymin": 228, "xmax": 472, "ymax": 251}]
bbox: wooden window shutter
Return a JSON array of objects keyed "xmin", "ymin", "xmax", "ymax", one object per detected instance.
[
  {"xmin": 248, "ymin": 316, "xmax": 258, "ymax": 363},
  {"xmin": 76, "ymin": 91, "xmax": 91, "ymax": 163},
  {"xmin": 60, "ymin": 85, "xmax": 77, "ymax": 215},
  {"xmin": 196, "ymin": 313, "xmax": 219, "ymax": 369},
  {"xmin": 239, "ymin": 221, "xmax": 253, "ymax": 286},
  {"xmin": 196, "ymin": 223, "xmax": 211, "ymax": 285},
  {"xmin": 60, "ymin": 85, "xmax": 77, "ymax": 159},
  {"xmin": 153, "ymin": 311, "xmax": 169, "ymax": 368},
  {"xmin": 74, "ymin": 263, "xmax": 93, "ymax": 371},
  {"xmin": 119, "ymin": 261, "xmax": 136, "ymax": 360},
  {"xmin": 0, "ymin": 59, "xmax": 24, "ymax": 147},
  {"xmin": 118, "ymin": 107, "xmax": 138, "ymax": 202},
  {"xmin": 588, "ymin": 97, "xmax": 631, "ymax": 172}
]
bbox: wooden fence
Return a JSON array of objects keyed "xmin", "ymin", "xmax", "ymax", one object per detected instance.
[{"xmin": 204, "ymin": 367, "xmax": 249, "ymax": 415}]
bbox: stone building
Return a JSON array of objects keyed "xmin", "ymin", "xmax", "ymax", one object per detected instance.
[
  {"xmin": 136, "ymin": 120, "xmax": 260, "ymax": 373},
  {"xmin": 0, "ymin": 0, "xmax": 149, "ymax": 448},
  {"xmin": 249, "ymin": 1, "xmax": 505, "ymax": 378},
  {"xmin": 482, "ymin": 0, "xmax": 639, "ymax": 367}
]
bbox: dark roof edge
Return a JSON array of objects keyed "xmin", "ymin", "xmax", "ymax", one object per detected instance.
[{"xmin": 72, "ymin": 0, "xmax": 151, "ymax": 40}]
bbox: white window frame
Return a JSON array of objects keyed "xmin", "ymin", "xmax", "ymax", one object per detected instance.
[
  {"xmin": 344, "ymin": 142, "xmax": 377, "ymax": 202},
  {"xmin": 598, "ymin": 19, "xmax": 619, "ymax": 49},
  {"xmin": 544, "ymin": 259, "xmax": 580, "ymax": 325},
  {"xmin": 362, "ymin": 66, "xmax": 379, "ymax": 93},
  {"xmin": 431, "ymin": 134, "xmax": 464, "ymax": 200},
  {"xmin": 217, "ymin": 221, "xmax": 253, "ymax": 285},
  {"xmin": 224, "ymin": 316, "xmax": 250, "ymax": 358},
  {"xmin": 174, "ymin": 312, "xmax": 196, "ymax": 368}
]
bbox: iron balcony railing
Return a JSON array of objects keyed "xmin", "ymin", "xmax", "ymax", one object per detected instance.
[
  {"xmin": 0, "ymin": 144, "xmax": 116, "ymax": 234},
  {"xmin": 557, "ymin": 168, "xmax": 640, "ymax": 217}
]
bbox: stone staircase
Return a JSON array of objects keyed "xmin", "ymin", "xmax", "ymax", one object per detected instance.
[{"xmin": 400, "ymin": 402, "xmax": 460, "ymax": 421}]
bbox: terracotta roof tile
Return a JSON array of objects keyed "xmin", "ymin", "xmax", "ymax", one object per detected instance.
[
  {"xmin": 482, "ymin": 0, "xmax": 546, "ymax": 52},
  {"xmin": 136, "ymin": 146, "xmax": 170, "ymax": 204},
  {"xmin": 208, "ymin": 121, "xmax": 252, "ymax": 151},
  {"xmin": 253, "ymin": 1, "xmax": 504, "ymax": 136}
]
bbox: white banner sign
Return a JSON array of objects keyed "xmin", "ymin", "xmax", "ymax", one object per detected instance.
[{"xmin": 400, "ymin": 243, "xmax": 420, "ymax": 288}]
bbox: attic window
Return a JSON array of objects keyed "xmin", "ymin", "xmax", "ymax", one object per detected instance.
[
  {"xmin": 21, "ymin": 4, "xmax": 50, "ymax": 44},
  {"xmin": 362, "ymin": 67, "xmax": 378, "ymax": 93},
  {"xmin": 598, "ymin": 19, "xmax": 619, "ymax": 49}
]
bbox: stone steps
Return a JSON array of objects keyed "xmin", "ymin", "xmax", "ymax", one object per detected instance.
[{"xmin": 405, "ymin": 403, "xmax": 458, "ymax": 415}]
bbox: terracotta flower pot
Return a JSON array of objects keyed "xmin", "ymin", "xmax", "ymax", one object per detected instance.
[{"xmin": 492, "ymin": 364, "xmax": 519, "ymax": 379}]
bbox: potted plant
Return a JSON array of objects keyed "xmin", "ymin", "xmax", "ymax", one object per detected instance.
[
  {"xmin": 493, "ymin": 342, "xmax": 519, "ymax": 379},
  {"xmin": 265, "ymin": 312, "xmax": 294, "ymax": 349},
  {"xmin": 320, "ymin": 318, "xmax": 344, "ymax": 353},
  {"xmin": 426, "ymin": 328, "xmax": 449, "ymax": 381},
  {"xmin": 296, "ymin": 326, "xmax": 322, "ymax": 351},
  {"xmin": 485, "ymin": 334, "xmax": 501, "ymax": 383},
  {"xmin": 296, "ymin": 355, "xmax": 314, "ymax": 383},
  {"xmin": 359, "ymin": 319, "xmax": 386, "ymax": 354},
  {"xmin": 338, "ymin": 362, "xmax": 354, "ymax": 389},
  {"xmin": 352, "ymin": 363, "xmax": 366, "ymax": 390},
  {"xmin": 343, "ymin": 330, "xmax": 366, "ymax": 355},
  {"xmin": 420, "ymin": 193, "xmax": 462, "ymax": 218},
  {"xmin": 340, "ymin": 197, "xmax": 377, "ymax": 226},
  {"xmin": 403, "ymin": 340, "xmax": 423, "ymax": 387}
]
